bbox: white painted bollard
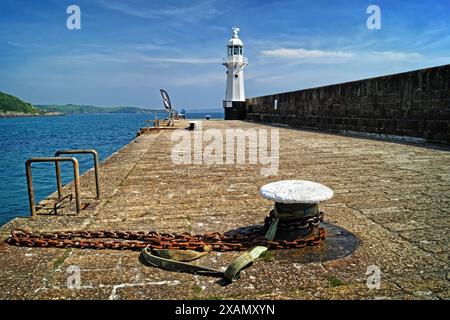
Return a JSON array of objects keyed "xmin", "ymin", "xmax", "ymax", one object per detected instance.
[
  {"xmin": 260, "ymin": 180, "xmax": 334, "ymax": 241},
  {"xmin": 260, "ymin": 180, "xmax": 333, "ymax": 204}
]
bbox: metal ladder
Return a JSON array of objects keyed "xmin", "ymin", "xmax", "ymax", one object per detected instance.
[{"xmin": 25, "ymin": 149, "xmax": 101, "ymax": 217}]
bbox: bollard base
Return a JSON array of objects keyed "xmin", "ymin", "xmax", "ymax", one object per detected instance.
[{"xmin": 272, "ymin": 222, "xmax": 359, "ymax": 264}]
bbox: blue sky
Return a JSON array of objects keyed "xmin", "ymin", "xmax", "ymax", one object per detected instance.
[{"xmin": 0, "ymin": 0, "xmax": 449, "ymax": 110}]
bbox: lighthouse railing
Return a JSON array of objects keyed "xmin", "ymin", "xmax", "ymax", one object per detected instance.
[{"xmin": 222, "ymin": 57, "xmax": 248, "ymax": 65}]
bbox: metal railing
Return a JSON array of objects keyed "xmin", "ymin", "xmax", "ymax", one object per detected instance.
[
  {"xmin": 25, "ymin": 149, "xmax": 100, "ymax": 217},
  {"xmin": 55, "ymin": 149, "xmax": 100, "ymax": 200},
  {"xmin": 222, "ymin": 57, "xmax": 248, "ymax": 65},
  {"xmin": 26, "ymin": 157, "xmax": 81, "ymax": 217}
]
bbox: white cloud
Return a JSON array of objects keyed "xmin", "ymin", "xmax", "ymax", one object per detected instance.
[
  {"xmin": 137, "ymin": 55, "xmax": 221, "ymax": 64},
  {"xmin": 260, "ymin": 48, "xmax": 354, "ymax": 59},
  {"xmin": 7, "ymin": 41, "xmax": 42, "ymax": 49},
  {"xmin": 171, "ymin": 73, "xmax": 224, "ymax": 86},
  {"xmin": 54, "ymin": 53, "xmax": 130, "ymax": 64},
  {"xmin": 134, "ymin": 44, "xmax": 164, "ymax": 51},
  {"xmin": 97, "ymin": 0, "xmax": 217, "ymax": 22},
  {"xmin": 369, "ymin": 51, "xmax": 423, "ymax": 61},
  {"xmin": 259, "ymin": 48, "xmax": 425, "ymax": 64},
  {"xmin": 54, "ymin": 52, "xmax": 221, "ymax": 65}
]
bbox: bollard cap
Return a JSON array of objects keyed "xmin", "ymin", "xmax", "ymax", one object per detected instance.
[{"xmin": 260, "ymin": 180, "xmax": 333, "ymax": 204}]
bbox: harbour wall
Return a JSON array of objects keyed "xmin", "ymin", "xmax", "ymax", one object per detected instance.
[{"xmin": 246, "ymin": 64, "xmax": 450, "ymax": 144}]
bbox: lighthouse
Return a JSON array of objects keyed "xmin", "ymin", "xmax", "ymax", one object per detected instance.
[{"xmin": 223, "ymin": 27, "xmax": 248, "ymax": 120}]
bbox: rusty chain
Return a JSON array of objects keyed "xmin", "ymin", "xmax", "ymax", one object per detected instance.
[
  {"xmin": 6, "ymin": 212, "xmax": 325, "ymax": 252},
  {"xmin": 264, "ymin": 210, "xmax": 324, "ymax": 231}
]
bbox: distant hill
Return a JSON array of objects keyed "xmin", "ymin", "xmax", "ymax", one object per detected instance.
[
  {"xmin": 35, "ymin": 104, "xmax": 152, "ymax": 114},
  {"xmin": 0, "ymin": 91, "xmax": 38, "ymax": 114}
]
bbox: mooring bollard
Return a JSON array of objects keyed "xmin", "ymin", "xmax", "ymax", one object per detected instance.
[
  {"xmin": 223, "ymin": 180, "xmax": 334, "ymax": 281},
  {"xmin": 187, "ymin": 122, "xmax": 196, "ymax": 131},
  {"xmin": 260, "ymin": 180, "xmax": 334, "ymax": 241}
]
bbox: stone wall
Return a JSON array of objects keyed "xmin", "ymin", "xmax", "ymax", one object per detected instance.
[{"xmin": 246, "ymin": 64, "xmax": 450, "ymax": 144}]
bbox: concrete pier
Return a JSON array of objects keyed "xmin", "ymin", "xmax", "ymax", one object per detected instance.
[{"xmin": 0, "ymin": 120, "xmax": 448, "ymax": 299}]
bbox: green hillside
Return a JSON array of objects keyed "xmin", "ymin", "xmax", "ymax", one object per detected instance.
[
  {"xmin": 0, "ymin": 91, "xmax": 38, "ymax": 114},
  {"xmin": 36, "ymin": 104, "xmax": 151, "ymax": 114}
]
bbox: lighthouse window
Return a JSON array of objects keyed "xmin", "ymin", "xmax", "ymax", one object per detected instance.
[
  {"xmin": 228, "ymin": 47, "xmax": 232, "ymax": 55},
  {"xmin": 234, "ymin": 47, "xmax": 239, "ymax": 55},
  {"xmin": 239, "ymin": 47, "xmax": 243, "ymax": 55}
]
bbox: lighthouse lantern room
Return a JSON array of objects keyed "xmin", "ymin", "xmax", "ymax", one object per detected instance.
[{"xmin": 223, "ymin": 27, "xmax": 248, "ymax": 120}]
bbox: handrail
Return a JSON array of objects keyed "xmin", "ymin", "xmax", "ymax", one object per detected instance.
[
  {"xmin": 222, "ymin": 57, "xmax": 248, "ymax": 65},
  {"xmin": 26, "ymin": 157, "xmax": 81, "ymax": 217},
  {"xmin": 54, "ymin": 149, "xmax": 100, "ymax": 200}
]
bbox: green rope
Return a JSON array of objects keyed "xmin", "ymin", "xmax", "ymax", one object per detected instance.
[
  {"xmin": 140, "ymin": 203, "xmax": 319, "ymax": 282},
  {"xmin": 223, "ymin": 246, "xmax": 268, "ymax": 281},
  {"xmin": 140, "ymin": 247, "xmax": 224, "ymax": 277}
]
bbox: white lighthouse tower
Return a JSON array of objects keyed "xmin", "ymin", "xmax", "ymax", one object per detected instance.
[{"xmin": 223, "ymin": 27, "xmax": 248, "ymax": 120}]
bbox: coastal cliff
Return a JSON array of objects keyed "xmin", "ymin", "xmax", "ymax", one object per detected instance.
[{"xmin": 0, "ymin": 91, "xmax": 39, "ymax": 116}]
